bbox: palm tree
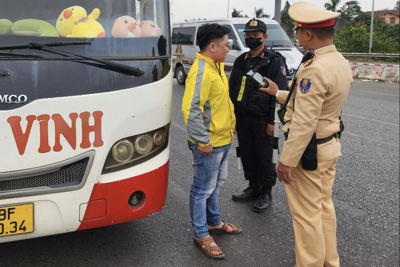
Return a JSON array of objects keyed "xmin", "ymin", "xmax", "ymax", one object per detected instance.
[
  {"xmin": 254, "ymin": 8, "xmax": 270, "ymax": 18},
  {"xmin": 232, "ymin": 8, "xmax": 243, "ymax": 18},
  {"xmin": 324, "ymin": 0, "xmax": 341, "ymax": 12}
]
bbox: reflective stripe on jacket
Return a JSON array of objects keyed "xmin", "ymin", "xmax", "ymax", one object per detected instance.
[{"xmin": 182, "ymin": 53, "xmax": 236, "ymax": 147}]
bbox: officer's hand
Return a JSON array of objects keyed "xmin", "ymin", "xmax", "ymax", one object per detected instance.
[
  {"xmin": 277, "ymin": 162, "xmax": 293, "ymax": 185},
  {"xmin": 260, "ymin": 77, "xmax": 279, "ymax": 96},
  {"xmin": 266, "ymin": 124, "xmax": 274, "ymax": 136},
  {"xmin": 197, "ymin": 144, "xmax": 213, "ymax": 156}
]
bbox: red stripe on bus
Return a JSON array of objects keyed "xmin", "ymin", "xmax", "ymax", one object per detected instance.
[
  {"xmin": 77, "ymin": 161, "xmax": 169, "ymax": 230},
  {"xmin": 81, "ymin": 199, "xmax": 106, "ymax": 221}
]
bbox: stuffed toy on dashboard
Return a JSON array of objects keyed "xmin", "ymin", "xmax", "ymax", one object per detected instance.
[
  {"xmin": 139, "ymin": 20, "xmax": 162, "ymax": 37},
  {"xmin": 0, "ymin": 18, "xmax": 59, "ymax": 37},
  {"xmin": 56, "ymin": 6, "xmax": 105, "ymax": 38},
  {"xmin": 111, "ymin": 16, "xmax": 142, "ymax": 38}
]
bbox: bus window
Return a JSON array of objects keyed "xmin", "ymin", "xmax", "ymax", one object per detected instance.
[
  {"xmin": 172, "ymin": 27, "xmax": 196, "ymax": 45},
  {"xmin": 0, "ymin": 0, "xmax": 170, "ymax": 57}
]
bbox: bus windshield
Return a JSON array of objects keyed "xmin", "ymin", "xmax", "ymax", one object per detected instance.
[
  {"xmin": 0, "ymin": 0, "xmax": 170, "ymax": 58},
  {"xmin": 234, "ymin": 24, "xmax": 294, "ymax": 48}
]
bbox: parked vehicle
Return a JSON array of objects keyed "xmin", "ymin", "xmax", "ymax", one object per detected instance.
[
  {"xmin": 172, "ymin": 18, "xmax": 303, "ymax": 85},
  {"xmin": 294, "ymin": 39, "xmax": 306, "ymax": 54}
]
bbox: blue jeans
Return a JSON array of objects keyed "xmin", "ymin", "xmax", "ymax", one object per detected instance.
[{"xmin": 188, "ymin": 141, "xmax": 231, "ymax": 239}]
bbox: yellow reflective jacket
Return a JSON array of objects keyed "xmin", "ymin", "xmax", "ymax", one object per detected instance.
[{"xmin": 182, "ymin": 53, "xmax": 236, "ymax": 147}]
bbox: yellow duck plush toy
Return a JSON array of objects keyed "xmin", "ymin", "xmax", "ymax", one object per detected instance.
[{"xmin": 56, "ymin": 6, "xmax": 105, "ymax": 38}]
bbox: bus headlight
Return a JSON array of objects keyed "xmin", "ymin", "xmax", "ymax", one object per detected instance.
[
  {"xmin": 153, "ymin": 131, "xmax": 165, "ymax": 146},
  {"xmin": 112, "ymin": 140, "xmax": 134, "ymax": 163},
  {"xmin": 135, "ymin": 135, "xmax": 153, "ymax": 155},
  {"xmin": 102, "ymin": 123, "xmax": 170, "ymax": 174}
]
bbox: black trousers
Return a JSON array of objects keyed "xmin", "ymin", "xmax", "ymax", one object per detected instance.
[{"xmin": 236, "ymin": 113, "xmax": 277, "ymax": 189}]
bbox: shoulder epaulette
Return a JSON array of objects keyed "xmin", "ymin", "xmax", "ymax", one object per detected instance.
[{"xmin": 303, "ymin": 58, "xmax": 314, "ymax": 68}]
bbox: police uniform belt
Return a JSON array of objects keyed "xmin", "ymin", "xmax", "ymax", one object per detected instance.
[
  {"xmin": 316, "ymin": 133, "xmax": 338, "ymax": 144},
  {"xmin": 284, "ymin": 132, "xmax": 338, "ymax": 144}
]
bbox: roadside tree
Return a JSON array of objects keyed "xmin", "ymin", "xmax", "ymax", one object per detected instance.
[
  {"xmin": 280, "ymin": 1, "xmax": 294, "ymax": 40},
  {"xmin": 325, "ymin": 0, "xmax": 341, "ymax": 12},
  {"xmin": 339, "ymin": 1, "xmax": 363, "ymax": 22},
  {"xmin": 254, "ymin": 8, "xmax": 270, "ymax": 18},
  {"xmin": 232, "ymin": 8, "xmax": 243, "ymax": 18}
]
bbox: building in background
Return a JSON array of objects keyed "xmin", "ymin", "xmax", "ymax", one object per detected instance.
[{"xmin": 366, "ymin": 9, "xmax": 400, "ymax": 24}]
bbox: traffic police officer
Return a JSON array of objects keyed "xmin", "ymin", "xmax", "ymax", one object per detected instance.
[
  {"xmin": 229, "ymin": 19, "xmax": 287, "ymax": 212},
  {"xmin": 261, "ymin": 3, "xmax": 353, "ymax": 266}
]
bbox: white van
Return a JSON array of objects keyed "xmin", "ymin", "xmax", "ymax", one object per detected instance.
[{"xmin": 172, "ymin": 18, "xmax": 303, "ymax": 85}]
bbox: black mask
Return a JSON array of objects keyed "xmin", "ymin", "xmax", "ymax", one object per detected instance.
[{"xmin": 245, "ymin": 37, "xmax": 263, "ymax": 49}]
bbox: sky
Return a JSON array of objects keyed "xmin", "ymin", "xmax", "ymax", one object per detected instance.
[{"xmin": 170, "ymin": 0, "xmax": 398, "ymax": 23}]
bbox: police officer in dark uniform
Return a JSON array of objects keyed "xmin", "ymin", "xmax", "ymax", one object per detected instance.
[{"xmin": 229, "ymin": 19, "xmax": 287, "ymax": 212}]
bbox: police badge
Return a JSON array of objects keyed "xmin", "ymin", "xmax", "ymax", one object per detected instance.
[
  {"xmin": 300, "ymin": 78, "xmax": 311, "ymax": 94},
  {"xmin": 280, "ymin": 65, "xmax": 286, "ymax": 76},
  {"xmin": 250, "ymin": 21, "xmax": 258, "ymax": 26}
]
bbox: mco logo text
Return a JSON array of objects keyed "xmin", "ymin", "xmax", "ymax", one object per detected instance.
[{"xmin": 0, "ymin": 95, "xmax": 28, "ymax": 104}]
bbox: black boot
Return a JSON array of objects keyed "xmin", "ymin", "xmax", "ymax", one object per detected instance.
[
  {"xmin": 253, "ymin": 189, "xmax": 272, "ymax": 213},
  {"xmin": 232, "ymin": 184, "xmax": 261, "ymax": 202}
]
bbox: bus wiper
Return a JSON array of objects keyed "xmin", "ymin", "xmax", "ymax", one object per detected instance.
[
  {"xmin": 0, "ymin": 52, "xmax": 44, "ymax": 58},
  {"xmin": 0, "ymin": 41, "xmax": 92, "ymax": 50},
  {"xmin": 0, "ymin": 41, "xmax": 145, "ymax": 77}
]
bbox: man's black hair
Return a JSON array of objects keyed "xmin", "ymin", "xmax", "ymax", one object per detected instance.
[
  {"xmin": 197, "ymin": 23, "xmax": 230, "ymax": 52},
  {"xmin": 300, "ymin": 26, "xmax": 334, "ymax": 40}
]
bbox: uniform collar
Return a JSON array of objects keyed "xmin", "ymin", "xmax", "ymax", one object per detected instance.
[
  {"xmin": 314, "ymin": 45, "xmax": 337, "ymax": 56},
  {"xmin": 245, "ymin": 47, "xmax": 268, "ymax": 60}
]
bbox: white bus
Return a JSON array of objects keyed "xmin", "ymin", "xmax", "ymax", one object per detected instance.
[
  {"xmin": 0, "ymin": 0, "xmax": 172, "ymax": 243},
  {"xmin": 171, "ymin": 18, "xmax": 303, "ymax": 84}
]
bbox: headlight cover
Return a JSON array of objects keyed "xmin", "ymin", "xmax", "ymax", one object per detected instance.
[{"xmin": 102, "ymin": 124, "xmax": 170, "ymax": 174}]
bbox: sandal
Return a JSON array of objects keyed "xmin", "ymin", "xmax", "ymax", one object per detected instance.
[
  {"xmin": 193, "ymin": 236, "xmax": 225, "ymax": 260},
  {"xmin": 209, "ymin": 220, "xmax": 243, "ymax": 235}
]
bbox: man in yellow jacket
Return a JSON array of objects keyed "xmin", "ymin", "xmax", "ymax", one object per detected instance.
[
  {"xmin": 261, "ymin": 3, "xmax": 353, "ymax": 267},
  {"xmin": 182, "ymin": 23, "xmax": 241, "ymax": 260}
]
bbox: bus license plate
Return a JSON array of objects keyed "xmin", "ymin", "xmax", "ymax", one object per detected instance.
[{"xmin": 0, "ymin": 204, "xmax": 33, "ymax": 237}]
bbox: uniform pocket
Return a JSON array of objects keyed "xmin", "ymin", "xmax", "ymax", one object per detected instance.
[{"xmin": 248, "ymin": 87, "xmax": 271, "ymax": 115}]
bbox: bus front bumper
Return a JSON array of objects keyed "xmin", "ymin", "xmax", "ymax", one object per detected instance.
[{"xmin": 77, "ymin": 160, "xmax": 169, "ymax": 231}]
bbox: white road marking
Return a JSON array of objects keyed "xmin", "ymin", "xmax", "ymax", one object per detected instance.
[{"xmin": 343, "ymin": 113, "xmax": 399, "ymax": 127}]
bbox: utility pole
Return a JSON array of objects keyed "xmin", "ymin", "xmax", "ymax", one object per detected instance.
[
  {"xmin": 369, "ymin": 0, "xmax": 375, "ymax": 54},
  {"xmin": 227, "ymin": 0, "xmax": 230, "ymax": 18},
  {"xmin": 274, "ymin": 0, "xmax": 282, "ymax": 23}
]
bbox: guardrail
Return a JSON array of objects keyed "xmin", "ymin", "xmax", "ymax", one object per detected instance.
[
  {"xmin": 341, "ymin": 53, "xmax": 400, "ymax": 58},
  {"xmin": 349, "ymin": 61, "xmax": 399, "ymax": 82}
]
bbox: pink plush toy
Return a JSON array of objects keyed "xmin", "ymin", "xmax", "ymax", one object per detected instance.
[
  {"xmin": 111, "ymin": 16, "xmax": 142, "ymax": 38},
  {"xmin": 139, "ymin": 20, "xmax": 162, "ymax": 37}
]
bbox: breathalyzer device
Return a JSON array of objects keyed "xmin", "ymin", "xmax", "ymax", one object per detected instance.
[{"xmin": 246, "ymin": 70, "xmax": 269, "ymax": 88}]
